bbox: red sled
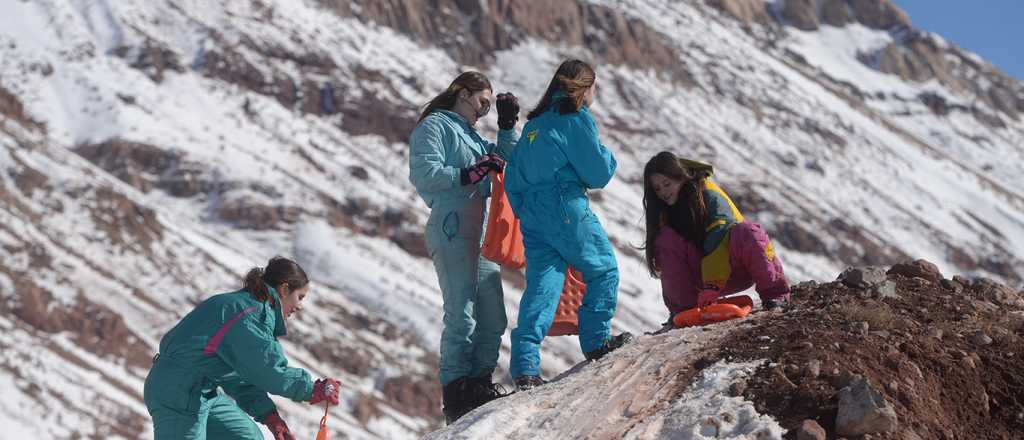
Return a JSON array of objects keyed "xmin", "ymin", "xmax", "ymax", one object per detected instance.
[{"xmin": 672, "ymin": 295, "xmax": 753, "ymax": 328}]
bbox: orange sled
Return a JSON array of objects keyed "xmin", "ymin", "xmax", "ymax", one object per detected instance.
[
  {"xmin": 672, "ymin": 295, "xmax": 753, "ymax": 328},
  {"xmin": 481, "ymin": 171, "xmax": 526, "ymax": 269},
  {"xmin": 548, "ymin": 267, "xmax": 586, "ymax": 336}
]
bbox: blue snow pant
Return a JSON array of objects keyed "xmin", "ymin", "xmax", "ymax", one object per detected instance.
[
  {"xmin": 425, "ymin": 196, "xmax": 507, "ymax": 386},
  {"xmin": 509, "ymin": 184, "xmax": 619, "ymax": 378},
  {"xmin": 145, "ymin": 360, "xmax": 263, "ymax": 440}
]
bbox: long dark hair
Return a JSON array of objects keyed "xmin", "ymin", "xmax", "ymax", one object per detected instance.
[
  {"xmin": 418, "ymin": 71, "xmax": 492, "ymax": 123},
  {"xmin": 526, "ymin": 59, "xmax": 596, "ymax": 120},
  {"xmin": 243, "ymin": 256, "xmax": 309, "ymax": 308},
  {"xmin": 641, "ymin": 151, "xmax": 711, "ymax": 277}
]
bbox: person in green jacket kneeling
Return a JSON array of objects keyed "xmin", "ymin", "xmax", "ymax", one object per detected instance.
[{"xmin": 144, "ymin": 257, "xmax": 341, "ymax": 440}]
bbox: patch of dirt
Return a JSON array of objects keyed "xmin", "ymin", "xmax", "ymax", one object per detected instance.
[{"xmin": 710, "ymin": 265, "xmax": 1024, "ymax": 439}]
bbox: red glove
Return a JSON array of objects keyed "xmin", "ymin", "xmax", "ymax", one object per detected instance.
[
  {"xmin": 310, "ymin": 378, "xmax": 341, "ymax": 406},
  {"xmin": 261, "ymin": 411, "xmax": 295, "ymax": 440},
  {"xmin": 697, "ymin": 285, "xmax": 721, "ymax": 308}
]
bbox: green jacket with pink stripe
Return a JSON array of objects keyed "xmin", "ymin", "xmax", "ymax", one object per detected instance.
[{"xmin": 145, "ymin": 287, "xmax": 313, "ymax": 421}]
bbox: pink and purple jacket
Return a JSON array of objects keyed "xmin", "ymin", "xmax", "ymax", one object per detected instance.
[{"xmin": 655, "ymin": 179, "xmax": 789, "ymax": 316}]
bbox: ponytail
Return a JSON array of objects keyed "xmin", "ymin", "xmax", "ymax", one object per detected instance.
[
  {"xmin": 242, "ymin": 256, "xmax": 309, "ymax": 308},
  {"xmin": 527, "ymin": 59, "xmax": 596, "ymax": 120}
]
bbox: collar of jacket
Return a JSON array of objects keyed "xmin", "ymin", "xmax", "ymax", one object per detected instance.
[
  {"xmin": 436, "ymin": 109, "xmax": 471, "ymax": 127},
  {"xmin": 266, "ymin": 286, "xmax": 287, "ymax": 337}
]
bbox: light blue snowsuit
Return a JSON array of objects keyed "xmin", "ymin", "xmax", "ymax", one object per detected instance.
[
  {"xmin": 504, "ymin": 96, "xmax": 619, "ymax": 379},
  {"xmin": 409, "ymin": 109, "xmax": 518, "ymax": 386}
]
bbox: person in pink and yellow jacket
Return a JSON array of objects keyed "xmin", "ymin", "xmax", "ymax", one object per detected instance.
[{"xmin": 641, "ymin": 151, "xmax": 791, "ymax": 326}]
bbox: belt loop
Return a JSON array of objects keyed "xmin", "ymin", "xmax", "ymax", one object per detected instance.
[{"xmin": 152, "ymin": 353, "xmax": 160, "ymax": 364}]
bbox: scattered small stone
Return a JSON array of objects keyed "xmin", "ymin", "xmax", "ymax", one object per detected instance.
[
  {"xmin": 799, "ymin": 341, "xmax": 814, "ymax": 350},
  {"xmin": 885, "ymin": 380, "xmax": 899, "ymax": 394},
  {"xmin": 959, "ymin": 313, "xmax": 972, "ymax": 322},
  {"xmin": 773, "ymin": 364, "xmax": 797, "ymax": 388},
  {"xmin": 940, "ymin": 278, "xmax": 962, "ymax": 293},
  {"xmin": 869, "ymin": 330, "xmax": 890, "ymax": 339},
  {"xmin": 831, "ymin": 370, "xmax": 863, "ymax": 389},
  {"xmin": 903, "ymin": 431, "xmax": 925, "ymax": 440},
  {"xmin": 961, "ymin": 356, "xmax": 976, "ymax": 369},
  {"xmin": 906, "ymin": 362, "xmax": 924, "ymax": 380},
  {"xmin": 755, "ymin": 335, "xmax": 772, "ymax": 343},
  {"xmin": 796, "ymin": 419, "xmax": 827, "ymax": 440},
  {"xmin": 871, "ymin": 280, "xmax": 899, "ymax": 299},
  {"xmin": 728, "ymin": 380, "xmax": 748, "ymax": 397},
  {"xmin": 805, "ymin": 359, "xmax": 822, "ymax": 379},
  {"xmin": 952, "ymin": 275, "xmax": 971, "ymax": 287},
  {"xmin": 970, "ymin": 330, "xmax": 993, "ymax": 346},
  {"xmin": 852, "ymin": 321, "xmax": 869, "ymax": 336},
  {"xmin": 927, "ymin": 328, "xmax": 944, "ymax": 339}
]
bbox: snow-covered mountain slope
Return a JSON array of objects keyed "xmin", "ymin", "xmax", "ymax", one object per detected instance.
[{"xmin": 0, "ymin": 0, "xmax": 1021, "ymax": 438}]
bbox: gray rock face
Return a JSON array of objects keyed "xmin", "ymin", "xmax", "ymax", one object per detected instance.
[
  {"xmin": 839, "ymin": 266, "xmax": 887, "ymax": 288},
  {"xmin": 836, "ymin": 378, "xmax": 898, "ymax": 436}
]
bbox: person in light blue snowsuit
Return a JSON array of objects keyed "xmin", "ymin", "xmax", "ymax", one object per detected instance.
[
  {"xmin": 504, "ymin": 60, "xmax": 633, "ymax": 391},
  {"xmin": 408, "ymin": 71, "xmax": 521, "ymax": 423}
]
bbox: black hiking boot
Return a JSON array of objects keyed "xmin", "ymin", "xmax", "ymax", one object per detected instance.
[
  {"xmin": 584, "ymin": 332, "xmax": 634, "ymax": 361},
  {"xmin": 513, "ymin": 375, "xmax": 547, "ymax": 392},
  {"xmin": 466, "ymin": 376, "xmax": 509, "ymax": 408},
  {"xmin": 763, "ymin": 294, "xmax": 791, "ymax": 311},
  {"xmin": 442, "ymin": 377, "xmax": 473, "ymax": 425}
]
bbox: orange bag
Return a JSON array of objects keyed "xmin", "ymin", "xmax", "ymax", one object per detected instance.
[
  {"xmin": 481, "ymin": 171, "xmax": 526, "ymax": 269},
  {"xmin": 548, "ymin": 267, "xmax": 586, "ymax": 336},
  {"xmin": 672, "ymin": 295, "xmax": 753, "ymax": 328}
]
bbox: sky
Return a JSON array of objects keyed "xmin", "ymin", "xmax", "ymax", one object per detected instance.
[{"xmin": 895, "ymin": 0, "xmax": 1024, "ymax": 81}]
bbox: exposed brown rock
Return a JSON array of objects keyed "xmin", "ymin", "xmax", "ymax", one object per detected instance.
[
  {"xmin": 847, "ymin": 0, "xmax": 910, "ymax": 30},
  {"xmin": 215, "ymin": 197, "xmax": 302, "ymax": 230},
  {"xmin": 76, "ymin": 139, "xmax": 213, "ymax": 198},
  {"xmin": 380, "ymin": 374, "xmax": 442, "ymax": 421},
  {"xmin": 887, "ymin": 259, "xmax": 942, "ymax": 284},
  {"xmin": 0, "ymin": 272, "xmax": 151, "ymax": 369},
  {"xmin": 0, "ymin": 85, "xmax": 44, "ymax": 131},
  {"xmin": 90, "ymin": 186, "xmax": 165, "ymax": 250},
  {"xmin": 821, "ymin": 0, "xmax": 855, "ymax": 27},
  {"xmin": 705, "ymin": 0, "xmax": 772, "ymax": 26},
  {"xmin": 783, "ymin": 0, "xmax": 820, "ymax": 31},
  {"xmin": 774, "ymin": 220, "xmax": 828, "ymax": 255},
  {"xmin": 112, "ymin": 38, "xmax": 185, "ymax": 83},
  {"xmin": 324, "ymin": 0, "xmax": 692, "ymax": 86}
]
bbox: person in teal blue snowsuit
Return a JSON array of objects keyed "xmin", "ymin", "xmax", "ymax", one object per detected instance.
[
  {"xmin": 408, "ymin": 71, "xmax": 521, "ymax": 423},
  {"xmin": 144, "ymin": 257, "xmax": 341, "ymax": 440},
  {"xmin": 504, "ymin": 60, "xmax": 633, "ymax": 391}
]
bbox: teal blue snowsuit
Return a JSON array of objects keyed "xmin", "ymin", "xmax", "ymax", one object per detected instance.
[
  {"xmin": 504, "ymin": 96, "xmax": 619, "ymax": 379},
  {"xmin": 409, "ymin": 109, "xmax": 518, "ymax": 386},
  {"xmin": 144, "ymin": 287, "xmax": 313, "ymax": 439}
]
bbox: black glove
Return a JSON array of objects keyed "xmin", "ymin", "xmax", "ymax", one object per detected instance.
[
  {"xmin": 460, "ymin": 154, "xmax": 506, "ymax": 185},
  {"xmin": 496, "ymin": 92, "xmax": 519, "ymax": 130}
]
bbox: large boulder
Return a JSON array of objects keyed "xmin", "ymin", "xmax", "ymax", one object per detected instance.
[
  {"xmin": 836, "ymin": 378, "xmax": 899, "ymax": 436},
  {"xmin": 887, "ymin": 259, "xmax": 942, "ymax": 284},
  {"xmin": 838, "ymin": 266, "xmax": 887, "ymax": 288}
]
